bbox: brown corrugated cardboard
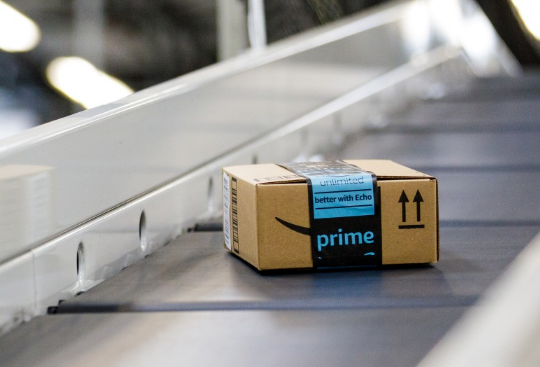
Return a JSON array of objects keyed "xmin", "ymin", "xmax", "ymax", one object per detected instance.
[{"xmin": 222, "ymin": 160, "xmax": 438, "ymax": 271}]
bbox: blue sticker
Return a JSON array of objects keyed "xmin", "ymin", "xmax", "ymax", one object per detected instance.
[{"xmin": 309, "ymin": 174, "xmax": 375, "ymax": 219}]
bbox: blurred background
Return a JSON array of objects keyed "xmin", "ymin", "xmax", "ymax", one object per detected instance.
[{"xmin": 0, "ymin": 0, "xmax": 538, "ymax": 139}]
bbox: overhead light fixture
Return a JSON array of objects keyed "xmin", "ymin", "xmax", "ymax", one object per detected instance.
[
  {"xmin": 512, "ymin": 0, "xmax": 540, "ymax": 40},
  {"xmin": 46, "ymin": 57, "xmax": 134, "ymax": 109},
  {"xmin": 0, "ymin": 1, "xmax": 41, "ymax": 52},
  {"xmin": 428, "ymin": 0, "xmax": 462, "ymax": 46},
  {"xmin": 401, "ymin": 2, "xmax": 431, "ymax": 55}
]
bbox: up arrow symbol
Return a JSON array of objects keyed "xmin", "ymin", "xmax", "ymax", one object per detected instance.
[
  {"xmin": 398, "ymin": 191, "xmax": 409, "ymax": 222},
  {"xmin": 413, "ymin": 190, "xmax": 424, "ymax": 222}
]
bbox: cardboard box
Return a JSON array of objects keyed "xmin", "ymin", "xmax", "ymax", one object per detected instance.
[{"xmin": 222, "ymin": 160, "xmax": 438, "ymax": 271}]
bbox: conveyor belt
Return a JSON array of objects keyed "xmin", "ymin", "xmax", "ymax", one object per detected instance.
[{"xmin": 1, "ymin": 75, "xmax": 539, "ymax": 366}]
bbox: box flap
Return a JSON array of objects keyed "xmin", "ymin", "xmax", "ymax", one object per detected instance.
[
  {"xmin": 344, "ymin": 160, "xmax": 432, "ymax": 179},
  {"xmin": 224, "ymin": 164, "xmax": 305, "ymax": 185},
  {"xmin": 224, "ymin": 160, "xmax": 432, "ymax": 185}
]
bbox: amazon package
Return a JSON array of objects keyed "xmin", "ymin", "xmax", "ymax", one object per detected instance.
[{"xmin": 222, "ymin": 160, "xmax": 438, "ymax": 270}]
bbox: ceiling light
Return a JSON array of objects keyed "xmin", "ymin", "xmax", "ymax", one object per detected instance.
[
  {"xmin": 46, "ymin": 57, "xmax": 134, "ymax": 109},
  {"xmin": 0, "ymin": 1, "xmax": 41, "ymax": 52},
  {"xmin": 512, "ymin": 0, "xmax": 540, "ymax": 40}
]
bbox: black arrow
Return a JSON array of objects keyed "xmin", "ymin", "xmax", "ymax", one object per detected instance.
[
  {"xmin": 413, "ymin": 190, "xmax": 424, "ymax": 222},
  {"xmin": 275, "ymin": 217, "xmax": 310, "ymax": 236},
  {"xmin": 398, "ymin": 191, "xmax": 409, "ymax": 222}
]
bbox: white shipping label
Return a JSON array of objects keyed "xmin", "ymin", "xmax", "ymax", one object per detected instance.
[{"xmin": 222, "ymin": 172, "xmax": 231, "ymax": 250}]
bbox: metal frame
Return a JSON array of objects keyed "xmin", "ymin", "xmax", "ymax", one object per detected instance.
[
  {"xmin": 419, "ymin": 231, "xmax": 540, "ymax": 367},
  {"xmin": 0, "ymin": 0, "xmax": 515, "ymax": 334}
]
